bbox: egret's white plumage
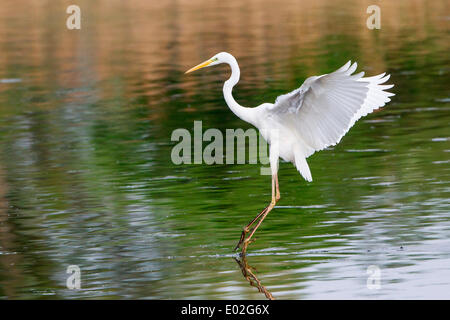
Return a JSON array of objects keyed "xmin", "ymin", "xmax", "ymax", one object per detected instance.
[
  {"xmin": 185, "ymin": 52, "xmax": 394, "ymax": 253},
  {"xmin": 262, "ymin": 59, "xmax": 394, "ymax": 181}
]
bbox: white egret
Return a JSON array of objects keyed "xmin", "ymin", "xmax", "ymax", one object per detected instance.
[{"xmin": 185, "ymin": 52, "xmax": 394, "ymax": 253}]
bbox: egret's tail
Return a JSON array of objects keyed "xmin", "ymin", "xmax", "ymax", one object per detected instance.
[{"xmin": 295, "ymin": 155, "xmax": 312, "ymax": 182}]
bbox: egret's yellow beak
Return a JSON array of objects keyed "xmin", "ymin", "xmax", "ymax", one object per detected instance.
[{"xmin": 185, "ymin": 59, "xmax": 214, "ymax": 74}]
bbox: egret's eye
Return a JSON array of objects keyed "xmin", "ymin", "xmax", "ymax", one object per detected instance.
[{"xmin": 212, "ymin": 57, "xmax": 218, "ymax": 61}]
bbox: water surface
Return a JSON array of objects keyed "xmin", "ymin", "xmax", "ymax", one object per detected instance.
[{"xmin": 0, "ymin": 0, "xmax": 449, "ymax": 299}]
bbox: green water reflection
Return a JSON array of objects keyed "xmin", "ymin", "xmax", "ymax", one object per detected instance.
[{"xmin": 0, "ymin": 0, "xmax": 448, "ymax": 299}]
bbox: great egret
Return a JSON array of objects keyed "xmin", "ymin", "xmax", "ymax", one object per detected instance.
[{"xmin": 185, "ymin": 52, "xmax": 394, "ymax": 254}]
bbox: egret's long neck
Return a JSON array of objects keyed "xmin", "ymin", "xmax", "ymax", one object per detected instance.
[{"xmin": 223, "ymin": 57, "xmax": 256, "ymax": 125}]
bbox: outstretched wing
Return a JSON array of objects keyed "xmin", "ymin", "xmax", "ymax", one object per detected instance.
[{"xmin": 271, "ymin": 61, "xmax": 394, "ymax": 156}]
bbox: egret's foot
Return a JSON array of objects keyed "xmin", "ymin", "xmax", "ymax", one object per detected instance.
[
  {"xmin": 240, "ymin": 239, "xmax": 255, "ymax": 255},
  {"xmin": 234, "ymin": 227, "xmax": 250, "ymax": 252},
  {"xmin": 234, "ymin": 205, "xmax": 270, "ymax": 252}
]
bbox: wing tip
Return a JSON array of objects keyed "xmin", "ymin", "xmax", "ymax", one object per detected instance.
[
  {"xmin": 346, "ymin": 62, "xmax": 358, "ymax": 75},
  {"xmin": 337, "ymin": 60, "xmax": 352, "ymax": 73}
]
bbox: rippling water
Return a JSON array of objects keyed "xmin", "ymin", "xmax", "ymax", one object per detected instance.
[{"xmin": 0, "ymin": 0, "xmax": 449, "ymax": 299}]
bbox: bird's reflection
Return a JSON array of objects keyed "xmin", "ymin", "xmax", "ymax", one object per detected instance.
[{"xmin": 234, "ymin": 255, "xmax": 275, "ymax": 300}]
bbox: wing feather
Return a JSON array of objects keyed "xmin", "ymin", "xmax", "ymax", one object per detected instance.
[{"xmin": 272, "ymin": 61, "xmax": 395, "ymax": 157}]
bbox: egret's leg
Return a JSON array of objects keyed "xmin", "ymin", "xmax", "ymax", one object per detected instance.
[
  {"xmin": 234, "ymin": 175, "xmax": 276, "ymax": 251},
  {"xmin": 236, "ymin": 174, "xmax": 280, "ymax": 254},
  {"xmin": 234, "ymin": 205, "xmax": 270, "ymax": 251},
  {"xmin": 275, "ymin": 173, "xmax": 280, "ymax": 201}
]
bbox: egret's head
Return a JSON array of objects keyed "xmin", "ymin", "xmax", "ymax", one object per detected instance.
[{"xmin": 185, "ymin": 52, "xmax": 230, "ymax": 74}]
